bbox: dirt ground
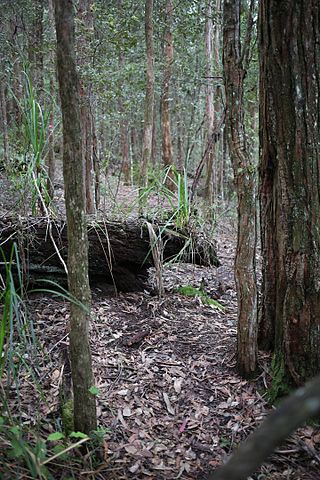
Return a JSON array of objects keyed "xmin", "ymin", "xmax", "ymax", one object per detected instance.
[{"xmin": 0, "ymin": 171, "xmax": 319, "ymax": 479}]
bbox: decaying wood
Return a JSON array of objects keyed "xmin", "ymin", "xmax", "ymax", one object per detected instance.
[{"xmin": 0, "ymin": 217, "xmax": 219, "ymax": 291}]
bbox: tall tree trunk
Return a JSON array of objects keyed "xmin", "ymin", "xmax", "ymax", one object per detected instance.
[
  {"xmin": 78, "ymin": 0, "xmax": 96, "ymax": 213},
  {"xmin": 204, "ymin": 1, "xmax": 215, "ymax": 205},
  {"xmin": 54, "ymin": 0, "xmax": 97, "ymax": 434},
  {"xmin": 47, "ymin": 0, "xmax": 56, "ymax": 200},
  {"xmin": 120, "ymin": 112, "xmax": 130, "ymax": 185},
  {"xmin": 259, "ymin": 0, "xmax": 320, "ymax": 386},
  {"xmin": 223, "ymin": 0, "xmax": 258, "ymax": 377},
  {"xmin": 117, "ymin": 0, "xmax": 131, "ymax": 186},
  {"xmin": 151, "ymin": 105, "xmax": 157, "ymax": 165},
  {"xmin": 0, "ymin": 77, "xmax": 9, "ymax": 165},
  {"xmin": 140, "ymin": 0, "xmax": 155, "ymax": 189},
  {"xmin": 161, "ymin": 0, "xmax": 174, "ymax": 191},
  {"xmin": 28, "ymin": 0, "xmax": 44, "ymax": 96}
]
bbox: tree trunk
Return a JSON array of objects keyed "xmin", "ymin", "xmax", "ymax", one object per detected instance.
[
  {"xmin": 78, "ymin": 0, "xmax": 96, "ymax": 213},
  {"xmin": 54, "ymin": 0, "xmax": 97, "ymax": 434},
  {"xmin": 140, "ymin": 0, "xmax": 155, "ymax": 189},
  {"xmin": 117, "ymin": 0, "xmax": 131, "ymax": 186},
  {"xmin": 223, "ymin": 0, "xmax": 258, "ymax": 377},
  {"xmin": 204, "ymin": 1, "xmax": 215, "ymax": 206},
  {"xmin": 28, "ymin": 0, "xmax": 44, "ymax": 96},
  {"xmin": 47, "ymin": 0, "xmax": 56, "ymax": 200},
  {"xmin": 151, "ymin": 105, "xmax": 157, "ymax": 165},
  {"xmin": 259, "ymin": 0, "xmax": 320, "ymax": 386},
  {"xmin": 0, "ymin": 77, "xmax": 9, "ymax": 165},
  {"xmin": 161, "ymin": 0, "xmax": 175, "ymax": 191}
]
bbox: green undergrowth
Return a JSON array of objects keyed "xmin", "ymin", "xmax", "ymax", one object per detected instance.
[
  {"xmin": 0, "ymin": 246, "xmax": 110, "ymax": 479},
  {"xmin": 0, "ymin": 413, "xmax": 109, "ymax": 480},
  {"xmin": 176, "ymin": 285, "xmax": 224, "ymax": 311}
]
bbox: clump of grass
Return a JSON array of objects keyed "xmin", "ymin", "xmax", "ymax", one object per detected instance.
[{"xmin": 177, "ymin": 285, "xmax": 224, "ymax": 311}]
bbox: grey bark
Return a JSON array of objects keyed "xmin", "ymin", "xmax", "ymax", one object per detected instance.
[{"xmin": 54, "ymin": 0, "xmax": 97, "ymax": 434}]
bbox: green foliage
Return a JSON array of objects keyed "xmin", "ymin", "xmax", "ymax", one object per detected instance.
[
  {"xmin": 0, "ymin": 244, "xmax": 37, "ymax": 384},
  {"xmin": 0, "ymin": 417, "xmax": 50, "ymax": 479},
  {"xmin": 0, "ymin": 415, "xmax": 100, "ymax": 479},
  {"xmin": 10, "ymin": 63, "xmax": 52, "ymax": 214},
  {"xmin": 89, "ymin": 385, "xmax": 101, "ymax": 396},
  {"xmin": 139, "ymin": 165, "xmax": 194, "ymax": 228},
  {"xmin": 177, "ymin": 285, "xmax": 224, "ymax": 311}
]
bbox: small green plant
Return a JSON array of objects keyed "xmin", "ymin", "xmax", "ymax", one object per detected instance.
[
  {"xmin": 177, "ymin": 285, "xmax": 224, "ymax": 311},
  {"xmin": 0, "ymin": 244, "xmax": 37, "ymax": 384},
  {"xmin": 219, "ymin": 436, "xmax": 232, "ymax": 449},
  {"xmin": 0, "ymin": 415, "xmax": 93, "ymax": 479},
  {"xmin": 139, "ymin": 165, "xmax": 194, "ymax": 228},
  {"xmin": 10, "ymin": 62, "xmax": 52, "ymax": 214}
]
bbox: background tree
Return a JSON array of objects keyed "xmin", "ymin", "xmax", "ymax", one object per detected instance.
[
  {"xmin": 78, "ymin": 0, "xmax": 96, "ymax": 213},
  {"xmin": 46, "ymin": 0, "xmax": 56, "ymax": 200},
  {"xmin": 54, "ymin": 0, "xmax": 97, "ymax": 434},
  {"xmin": 203, "ymin": 0, "xmax": 215, "ymax": 206},
  {"xmin": 161, "ymin": 0, "xmax": 174, "ymax": 190},
  {"xmin": 223, "ymin": 0, "xmax": 257, "ymax": 377},
  {"xmin": 140, "ymin": 0, "xmax": 155, "ymax": 190},
  {"xmin": 259, "ymin": 0, "xmax": 320, "ymax": 387},
  {"xmin": 28, "ymin": 0, "xmax": 44, "ymax": 96}
]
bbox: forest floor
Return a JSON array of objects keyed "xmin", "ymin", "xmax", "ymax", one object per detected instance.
[{"xmin": 0, "ymin": 170, "xmax": 320, "ymax": 479}]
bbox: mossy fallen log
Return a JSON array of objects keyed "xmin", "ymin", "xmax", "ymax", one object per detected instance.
[{"xmin": 0, "ymin": 217, "xmax": 219, "ymax": 292}]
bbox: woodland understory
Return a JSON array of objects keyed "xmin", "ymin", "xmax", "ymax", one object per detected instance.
[
  {"xmin": 1, "ymin": 0, "xmax": 320, "ymax": 478},
  {"xmin": 0, "ymin": 172, "xmax": 319, "ymax": 480}
]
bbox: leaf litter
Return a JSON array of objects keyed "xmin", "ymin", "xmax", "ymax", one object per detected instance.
[{"xmin": 0, "ymin": 178, "xmax": 319, "ymax": 478}]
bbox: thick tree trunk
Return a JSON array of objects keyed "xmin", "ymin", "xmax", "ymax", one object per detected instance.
[
  {"xmin": 259, "ymin": 0, "xmax": 320, "ymax": 385},
  {"xmin": 161, "ymin": 0, "xmax": 175, "ymax": 191},
  {"xmin": 54, "ymin": 0, "xmax": 97, "ymax": 434},
  {"xmin": 140, "ymin": 0, "xmax": 155, "ymax": 189},
  {"xmin": 223, "ymin": 0, "xmax": 258, "ymax": 377}
]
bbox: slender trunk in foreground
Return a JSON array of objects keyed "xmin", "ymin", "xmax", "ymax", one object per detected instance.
[{"xmin": 54, "ymin": 0, "xmax": 97, "ymax": 434}]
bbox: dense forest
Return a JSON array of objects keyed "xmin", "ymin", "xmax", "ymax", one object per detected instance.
[{"xmin": 0, "ymin": 0, "xmax": 320, "ymax": 479}]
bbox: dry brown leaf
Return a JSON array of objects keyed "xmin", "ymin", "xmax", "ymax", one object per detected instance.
[{"xmin": 162, "ymin": 392, "xmax": 175, "ymax": 415}]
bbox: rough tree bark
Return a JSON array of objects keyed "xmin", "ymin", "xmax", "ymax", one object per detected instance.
[
  {"xmin": 259, "ymin": 0, "xmax": 320, "ymax": 385},
  {"xmin": 161, "ymin": 0, "xmax": 175, "ymax": 191},
  {"xmin": 140, "ymin": 0, "xmax": 155, "ymax": 189},
  {"xmin": 54, "ymin": 0, "xmax": 97, "ymax": 434},
  {"xmin": 223, "ymin": 0, "xmax": 258, "ymax": 377}
]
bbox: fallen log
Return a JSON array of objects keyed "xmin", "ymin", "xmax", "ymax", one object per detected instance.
[{"xmin": 0, "ymin": 217, "xmax": 219, "ymax": 292}]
